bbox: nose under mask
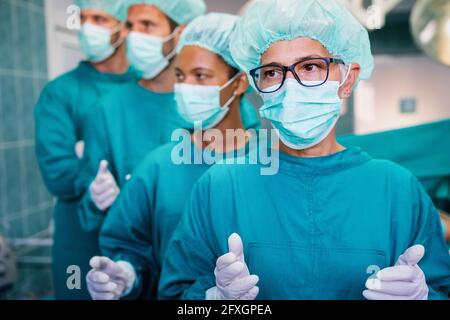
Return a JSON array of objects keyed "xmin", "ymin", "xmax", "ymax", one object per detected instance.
[
  {"xmin": 127, "ymin": 31, "xmax": 177, "ymax": 80},
  {"xmin": 259, "ymin": 65, "xmax": 352, "ymax": 150},
  {"xmin": 79, "ymin": 23, "xmax": 122, "ymax": 63},
  {"xmin": 174, "ymin": 74, "xmax": 240, "ymax": 129}
]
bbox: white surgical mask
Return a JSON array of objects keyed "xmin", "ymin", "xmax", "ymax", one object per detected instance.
[
  {"xmin": 174, "ymin": 74, "xmax": 240, "ymax": 129},
  {"xmin": 259, "ymin": 65, "xmax": 352, "ymax": 150},
  {"xmin": 127, "ymin": 30, "xmax": 177, "ymax": 80},
  {"xmin": 79, "ymin": 23, "xmax": 122, "ymax": 63}
]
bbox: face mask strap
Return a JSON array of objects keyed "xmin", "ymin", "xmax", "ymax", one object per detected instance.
[
  {"xmin": 163, "ymin": 28, "xmax": 178, "ymax": 42},
  {"xmin": 162, "ymin": 27, "xmax": 180, "ymax": 61},
  {"xmin": 219, "ymin": 72, "xmax": 242, "ymax": 108},
  {"xmin": 165, "ymin": 47, "xmax": 177, "ymax": 60},
  {"xmin": 338, "ymin": 63, "xmax": 352, "ymax": 88},
  {"xmin": 111, "ymin": 37, "xmax": 124, "ymax": 49},
  {"xmin": 110, "ymin": 23, "xmax": 122, "ymax": 34},
  {"xmin": 220, "ymin": 72, "xmax": 242, "ymax": 91},
  {"xmin": 110, "ymin": 23, "xmax": 125, "ymax": 49},
  {"xmin": 222, "ymin": 92, "xmax": 237, "ymax": 109}
]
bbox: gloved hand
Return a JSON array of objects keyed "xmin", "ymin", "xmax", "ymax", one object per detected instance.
[
  {"xmin": 363, "ymin": 245, "xmax": 429, "ymax": 300},
  {"xmin": 89, "ymin": 160, "xmax": 120, "ymax": 211},
  {"xmin": 86, "ymin": 256, "xmax": 136, "ymax": 300},
  {"xmin": 206, "ymin": 233, "xmax": 259, "ymax": 300},
  {"xmin": 75, "ymin": 140, "xmax": 84, "ymax": 159}
]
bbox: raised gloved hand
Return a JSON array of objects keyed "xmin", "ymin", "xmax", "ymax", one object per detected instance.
[
  {"xmin": 363, "ymin": 245, "xmax": 428, "ymax": 300},
  {"xmin": 75, "ymin": 140, "xmax": 84, "ymax": 159},
  {"xmin": 86, "ymin": 256, "xmax": 136, "ymax": 300},
  {"xmin": 206, "ymin": 233, "xmax": 259, "ymax": 300},
  {"xmin": 89, "ymin": 160, "xmax": 120, "ymax": 211}
]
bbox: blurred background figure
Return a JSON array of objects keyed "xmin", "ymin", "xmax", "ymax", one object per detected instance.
[
  {"xmin": 87, "ymin": 12, "xmax": 260, "ymax": 301},
  {"xmin": 0, "ymin": 0, "xmax": 449, "ymax": 299},
  {"xmin": 33, "ymin": 0, "xmax": 133, "ymax": 300},
  {"xmin": 75, "ymin": 0, "xmax": 205, "ymax": 237}
]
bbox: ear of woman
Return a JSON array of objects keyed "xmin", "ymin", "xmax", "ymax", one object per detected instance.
[
  {"xmin": 234, "ymin": 73, "xmax": 250, "ymax": 96},
  {"xmin": 339, "ymin": 64, "xmax": 361, "ymax": 99}
]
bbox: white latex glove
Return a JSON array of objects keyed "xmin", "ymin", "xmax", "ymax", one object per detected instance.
[
  {"xmin": 363, "ymin": 245, "xmax": 429, "ymax": 300},
  {"xmin": 86, "ymin": 256, "xmax": 136, "ymax": 300},
  {"xmin": 89, "ymin": 160, "xmax": 120, "ymax": 211},
  {"xmin": 206, "ymin": 233, "xmax": 259, "ymax": 300},
  {"xmin": 75, "ymin": 140, "xmax": 84, "ymax": 159}
]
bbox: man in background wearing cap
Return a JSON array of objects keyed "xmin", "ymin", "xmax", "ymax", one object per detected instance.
[
  {"xmin": 34, "ymin": 0, "xmax": 135, "ymax": 299},
  {"xmin": 75, "ymin": 0, "xmax": 206, "ymax": 266}
]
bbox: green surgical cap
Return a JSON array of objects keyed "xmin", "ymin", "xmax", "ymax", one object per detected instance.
[
  {"xmin": 75, "ymin": 0, "xmax": 128, "ymax": 21},
  {"xmin": 127, "ymin": 0, "xmax": 207, "ymax": 25},
  {"xmin": 177, "ymin": 13, "xmax": 240, "ymax": 69},
  {"xmin": 230, "ymin": 0, "xmax": 374, "ymax": 83}
]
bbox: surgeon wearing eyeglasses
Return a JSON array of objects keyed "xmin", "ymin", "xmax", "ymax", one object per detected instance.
[{"xmin": 159, "ymin": 0, "xmax": 450, "ymax": 300}]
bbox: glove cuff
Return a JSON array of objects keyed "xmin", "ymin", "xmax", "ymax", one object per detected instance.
[
  {"xmin": 205, "ymin": 286, "xmax": 221, "ymax": 300},
  {"xmin": 116, "ymin": 261, "xmax": 137, "ymax": 297}
]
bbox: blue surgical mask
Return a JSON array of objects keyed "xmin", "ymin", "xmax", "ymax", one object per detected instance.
[
  {"xmin": 259, "ymin": 78, "xmax": 344, "ymax": 150},
  {"xmin": 127, "ymin": 31, "xmax": 177, "ymax": 80},
  {"xmin": 174, "ymin": 75, "xmax": 239, "ymax": 129},
  {"xmin": 79, "ymin": 23, "xmax": 122, "ymax": 63}
]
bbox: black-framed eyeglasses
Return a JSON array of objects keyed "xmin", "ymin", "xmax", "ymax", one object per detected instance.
[{"xmin": 249, "ymin": 57, "xmax": 345, "ymax": 94}]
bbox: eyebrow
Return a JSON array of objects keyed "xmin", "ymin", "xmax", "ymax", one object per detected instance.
[
  {"xmin": 263, "ymin": 54, "xmax": 324, "ymax": 66},
  {"xmin": 130, "ymin": 18, "xmax": 157, "ymax": 25},
  {"xmin": 175, "ymin": 67, "xmax": 214, "ymax": 74},
  {"xmin": 191, "ymin": 67, "xmax": 214, "ymax": 73}
]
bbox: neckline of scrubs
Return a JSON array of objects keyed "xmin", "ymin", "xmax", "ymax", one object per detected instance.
[
  {"xmin": 278, "ymin": 146, "xmax": 372, "ymax": 177},
  {"xmin": 78, "ymin": 61, "xmax": 136, "ymax": 82}
]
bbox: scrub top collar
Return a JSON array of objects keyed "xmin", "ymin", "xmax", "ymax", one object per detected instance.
[
  {"xmin": 278, "ymin": 146, "xmax": 372, "ymax": 177},
  {"xmin": 78, "ymin": 61, "xmax": 136, "ymax": 82}
]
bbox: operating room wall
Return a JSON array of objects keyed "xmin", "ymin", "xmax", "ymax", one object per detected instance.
[
  {"xmin": 354, "ymin": 54, "xmax": 450, "ymax": 134},
  {"xmin": 0, "ymin": 0, "xmax": 53, "ymax": 298}
]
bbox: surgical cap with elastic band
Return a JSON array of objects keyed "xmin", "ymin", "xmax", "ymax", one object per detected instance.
[
  {"xmin": 230, "ymin": 0, "xmax": 374, "ymax": 88},
  {"xmin": 177, "ymin": 13, "xmax": 240, "ymax": 70}
]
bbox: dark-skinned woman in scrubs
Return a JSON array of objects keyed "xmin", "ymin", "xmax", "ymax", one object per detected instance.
[{"xmin": 84, "ymin": 13, "xmax": 260, "ymax": 300}]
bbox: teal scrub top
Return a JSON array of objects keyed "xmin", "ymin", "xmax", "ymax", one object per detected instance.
[
  {"xmin": 159, "ymin": 147, "xmax": 450, "ymax": 300},
  {"xmin": 34, "ymin": 61, "xmax": 136, "ymax": 299},
  {"xmin": 100, "ymin": 142, "xmax": 211, "ymax": 299},
  {"xmin": 100, "ymin": 133, "xmax": 261, "ymax": 299},
  {"xmin": 76, "ymin": 85, "xmax": 261, "ymax": 233},
  {"xmin": 339, "ymin": 119, "xmax": 450, "ymax": 247}
]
